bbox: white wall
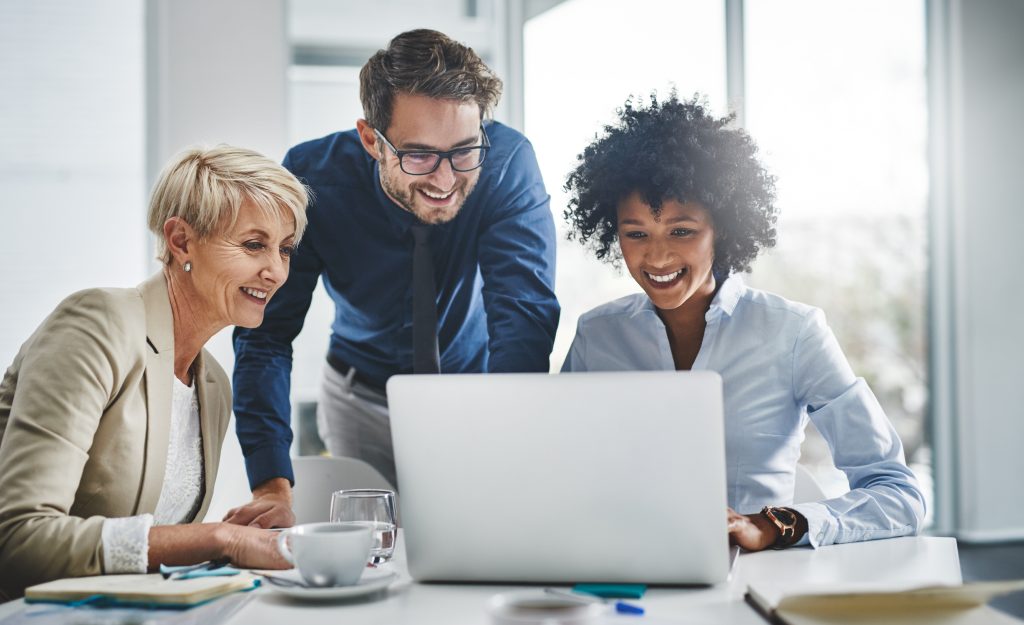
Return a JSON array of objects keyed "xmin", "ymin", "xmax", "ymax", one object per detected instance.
[
  {"xmin": 0, "ymin": 0, "xmax": 290, "ymax": 381},
  {"xmin": 0, "ymin": 0, "xmax": 146, "ymax": 367},
  {"xmin": 930, "ymin": 0, "xmax": 1024, "ymax": 540},
  {"xmin": 287, "ymin": 0, "xmax": 514, "ymax": 125}
]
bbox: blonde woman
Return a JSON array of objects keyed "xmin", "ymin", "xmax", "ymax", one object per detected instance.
[{"xmin": 0, "ymin": 146, "xmax": 308, "ymax": 599}]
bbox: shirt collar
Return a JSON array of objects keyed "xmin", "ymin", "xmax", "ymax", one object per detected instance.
[{"xmin": 708, "ymin": 273, "xmax": 745, "ymax": 319}]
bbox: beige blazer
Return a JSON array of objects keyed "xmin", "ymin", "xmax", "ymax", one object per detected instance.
[{"xmin": 0, "ymin": 273, "xmax": 231, "ymax": 598}]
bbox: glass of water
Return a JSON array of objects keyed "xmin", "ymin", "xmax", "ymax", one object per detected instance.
[{"xmin": 330, "ymin": 489, "xmax": 398, "ymax": 564}]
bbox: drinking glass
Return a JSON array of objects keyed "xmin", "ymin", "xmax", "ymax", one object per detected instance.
[{"xmin": 330, "ymin": 489, "xmax": 398, "ymax": 564}]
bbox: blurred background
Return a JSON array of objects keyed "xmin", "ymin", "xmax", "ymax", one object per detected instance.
[{"xmin": 1, "ymin": 0, "xmax": 1021, "ymax": 545}]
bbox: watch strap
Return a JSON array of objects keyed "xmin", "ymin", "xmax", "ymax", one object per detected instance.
[{"xmin": 761, "ymin": 506, "xmax": 801, "ymax": 549}]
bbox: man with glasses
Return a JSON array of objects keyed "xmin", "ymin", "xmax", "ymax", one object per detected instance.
[{"xmin": 227, "ymin": 29, "xmax": 559, "ymax": 526}]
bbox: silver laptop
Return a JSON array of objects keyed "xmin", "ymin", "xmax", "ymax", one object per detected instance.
[{"xmin": 387, "ymin": 371, "xmax": 731, "ymax": 585}]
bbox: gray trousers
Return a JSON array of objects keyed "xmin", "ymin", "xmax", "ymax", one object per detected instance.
[{"xmin": 316, "ymin": 363, "xmax": 397, "ymax": 489}]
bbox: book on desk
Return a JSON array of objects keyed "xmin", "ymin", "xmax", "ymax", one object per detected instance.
[
  {"xmin": 24, "ymin": 573, "xmax": 259, "ymax": 609},
  {"xmin": 745, "ymin": 579, "xmax": 1024, "ymax": 625}
]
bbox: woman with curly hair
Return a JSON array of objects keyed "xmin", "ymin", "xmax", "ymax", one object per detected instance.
[{"xmin": 562, "ymin": 93, "xmax": 924, "ymax": 552}]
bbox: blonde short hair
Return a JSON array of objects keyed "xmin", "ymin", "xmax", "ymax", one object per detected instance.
[{"xmin": 148, "ymin": 145, "xmax": 309, "ymax": 264}]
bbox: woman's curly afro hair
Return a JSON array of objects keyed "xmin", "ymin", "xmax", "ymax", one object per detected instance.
[{"xmin": 564, "ymin": 93, "xmax": 778, "ymax": 276}]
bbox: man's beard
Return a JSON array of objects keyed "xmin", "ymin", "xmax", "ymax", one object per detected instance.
[{"xmin": 379, "ymin": 165, "xmax": 478, "ymax": 225}]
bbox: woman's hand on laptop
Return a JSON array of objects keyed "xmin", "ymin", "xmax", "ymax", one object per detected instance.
[{"xmin": 726, "ymin": 507, "xmax": 779, "ymax": 552}]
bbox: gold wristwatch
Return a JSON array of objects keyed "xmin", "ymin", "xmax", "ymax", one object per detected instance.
[{"xmin": 761, "ymin": 506, "xmax": 800, "ymax": 548}]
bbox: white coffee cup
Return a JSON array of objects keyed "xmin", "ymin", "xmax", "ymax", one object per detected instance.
[
  {"xmin": 487, "ymin": 590, "xmax": 604, "ymax": 625},
  {"xmin": 276, "ymin": 522, "xmax": 374, "ymax": 587}
]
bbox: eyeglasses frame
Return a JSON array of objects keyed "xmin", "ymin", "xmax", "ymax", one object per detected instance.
[{"xmin": 374, "ymin": 125, "xmax": 490, "ymax": 176}]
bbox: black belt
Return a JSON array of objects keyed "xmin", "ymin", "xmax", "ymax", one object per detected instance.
[{"xmin": 326, "ymin": 353, "xmax": 388, "ymax": 394}]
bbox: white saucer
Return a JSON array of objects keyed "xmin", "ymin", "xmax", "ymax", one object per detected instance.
[{"xmin": 263, "ymin": 568, "xmax": 398, "ymax": 601}]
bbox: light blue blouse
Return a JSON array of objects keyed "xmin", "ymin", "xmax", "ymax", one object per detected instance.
[{"xmin": 561, "ymin": 275, "xmax": 925, "ymax": 547}]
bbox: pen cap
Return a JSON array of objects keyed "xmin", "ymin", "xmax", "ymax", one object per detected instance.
[{"xmin": 615, "ymin": 601, "xmax": 645, "ymax": 615}]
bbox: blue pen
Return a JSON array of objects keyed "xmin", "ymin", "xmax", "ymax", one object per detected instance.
[{"xmin": 544, "ymin": 588, "xmax": 645, "ymax": 616}]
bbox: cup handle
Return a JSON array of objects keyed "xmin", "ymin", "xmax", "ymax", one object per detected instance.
[{"xmin": 276, "ymin": 531, "xmax": 295, "ymax": 565}]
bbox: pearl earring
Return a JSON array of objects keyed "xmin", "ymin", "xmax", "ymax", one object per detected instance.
[{"xmin": 183, "ymin": 261, "xmax": 192, "ymax": 273}]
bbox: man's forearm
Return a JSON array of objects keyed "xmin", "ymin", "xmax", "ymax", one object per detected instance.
[
  {"xmin": 232, "ymin": 331, "xmax": 297, "ymax": 488},
  {"xmin": 252, "ymin": 477, "xmax": 292, "ymax": 502}
]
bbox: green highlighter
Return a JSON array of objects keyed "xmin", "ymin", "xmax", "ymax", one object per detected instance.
[{"xmin": 571, "ymin": 583, "xmax": 647, "ymax": 600}]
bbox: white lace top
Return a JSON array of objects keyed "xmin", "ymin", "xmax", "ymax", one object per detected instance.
[{"xmin": 100, "ymin": 376, "xmax": 205, "ymax": 573}]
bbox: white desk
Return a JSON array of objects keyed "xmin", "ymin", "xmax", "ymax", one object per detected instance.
[
  {"xmin": 235, "ymin": 536, "xmax": 960, "ymax": 625},
  {"xmin": 0, "ymin": 536, "xmax": 960, "ymax": 625}
]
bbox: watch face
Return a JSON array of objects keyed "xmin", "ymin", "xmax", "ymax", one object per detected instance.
[{"xmin": 771, "ymin": 507, "xmax": 796, "ymax": 526}]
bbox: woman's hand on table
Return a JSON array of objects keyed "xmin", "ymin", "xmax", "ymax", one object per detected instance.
[
  {"xmin": 150, "ymin": 521, "xmax": 291, "ymax": 570},
  {"xmin": 217, "ymin": 523, "xmax": 292, "ymax": 570}
]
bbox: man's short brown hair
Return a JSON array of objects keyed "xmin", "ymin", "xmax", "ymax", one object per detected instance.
[{"xmin": 359, "ymin": 29, "xmax": 503, "ymax": 132}]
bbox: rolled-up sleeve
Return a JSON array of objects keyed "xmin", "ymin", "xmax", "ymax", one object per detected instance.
[{"xmin": 790, "ymin": 310, "xmax": 926, "ymax": 547}]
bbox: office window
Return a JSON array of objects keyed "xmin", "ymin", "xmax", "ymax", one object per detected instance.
[
  {"xmin": 744, "ymin": 0, "xmax": 931, "ymax": 515},
  {"xmin": 524, "ymin": 0, "xmax": 727, "ymax": 370}
]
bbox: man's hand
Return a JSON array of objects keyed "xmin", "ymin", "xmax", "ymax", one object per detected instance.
[
  {"xmin": 726, "ymin": 507, "xmax": 779, "ymax": 552},
  {"xmin": 223, "ymin": 477, "xmax": 296, "ymax": 529}
]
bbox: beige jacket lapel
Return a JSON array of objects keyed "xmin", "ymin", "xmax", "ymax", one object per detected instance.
[
  {"xmin": 192, "ymin": 350, "xmax": 224, "ymax": 522},
  {"xmin": 133, "ymin": 272, "xmax": 231, "ymax": 521},
  {"xmin": 135, "ymin": 273, "xmax": 175, "ymax": 515}
]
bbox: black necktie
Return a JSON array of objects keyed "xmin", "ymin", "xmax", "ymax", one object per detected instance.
[{"xmin": 411, "ymin": 224, "xmax": 440, "ymax": 374}]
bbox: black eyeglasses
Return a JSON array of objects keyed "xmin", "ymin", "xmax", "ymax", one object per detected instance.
[{"xmin": 374, "ymin": 126, "xmax": 490, "ymax": 175}]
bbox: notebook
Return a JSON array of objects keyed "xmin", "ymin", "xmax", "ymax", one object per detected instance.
[
  {"xmin": 388, "ymin": 370, "xmax": 732, "ymax": 585},
  {"xmin": 745, "ymin": 579, "xmax": 1024, "ymax": 625},
  {"xmin": 24, "ymin": 573, "xmax": 259, "ymax": 608}
]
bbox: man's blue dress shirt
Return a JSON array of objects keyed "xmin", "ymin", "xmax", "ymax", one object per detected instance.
[
  {"xmin": 233, "ymin": 122, "xmax": 559, "ymax": 488},
  {"xmin": 562, "ymin": 275, "xmax": 925, "ymax": 547}
]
